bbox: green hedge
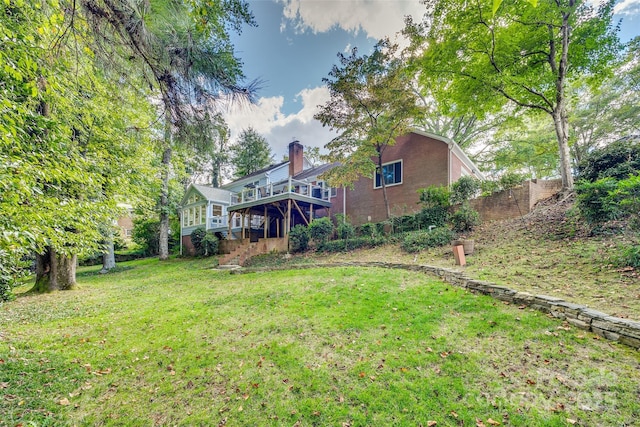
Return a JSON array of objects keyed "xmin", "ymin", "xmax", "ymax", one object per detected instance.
[
  {"xmin": 401, "ymin": 227, "xmax": 454, "ymax": 253},
  {"xmin": 317, "ymin": 236, "xmax": 386, "ymax": 253}
]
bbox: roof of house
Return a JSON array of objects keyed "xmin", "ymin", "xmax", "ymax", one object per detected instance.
[
  {"xmin": 293, "ymin": 162, "xmax": 340, "ymax": 181},
  {"xmin": 220, "ymin": 161, "xmax": 289, "ymax": 189},
  {"xmin": 182, "ymin": 183, "xmax": 233, "ymax": 205}
]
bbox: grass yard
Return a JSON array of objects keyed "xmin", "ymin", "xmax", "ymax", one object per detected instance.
[{"xmin": 2, "ymin": 258, "xmax": 640, "ymax": 426}]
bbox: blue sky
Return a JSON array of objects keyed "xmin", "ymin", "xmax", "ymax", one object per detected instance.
[{"xmin": 224, "ymin": 0, "xmax": 640, "ymax": 160}]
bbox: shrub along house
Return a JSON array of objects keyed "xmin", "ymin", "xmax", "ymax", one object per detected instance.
[{"xmin": 180, "ymin": 130, "xmax": 483, "ymax": 260}]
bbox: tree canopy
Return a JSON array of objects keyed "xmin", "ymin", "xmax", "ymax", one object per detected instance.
[
  {"xmin": 406, "ymin": 0, "xmax": 622, "ymax": 190},
  {"xmin": 0, "ymin": 0, "xmax": 256, "ymax": 297},
  {"xmin": 315, "ymin": 39, "xmax": 419, "ymax": 219}
]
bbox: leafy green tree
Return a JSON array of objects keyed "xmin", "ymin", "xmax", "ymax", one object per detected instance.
[
  {"xmin": 231, "ymin": 127, "xmax": 274, "ymax": 178},
  {"xmin": 0, "ymin": 1, "xmax": 159, "ymax": 293},
  {"xmin": 569, "ymin": 39, "xmax": 640, "ymax": 165},
  {"xmin": 406, "ymin": 0, "xmax": 622, "ymax": 190},
  {"xmin": 481, "ymin": 114, "xmax": 559, "ymax": 179},
  {"xmin": 178, "ymin": 112, "xmax": 231, "ymax": 188},
  {"xmin": 316, "ymin": 39, "xmax": 419, "ymax": 219}
]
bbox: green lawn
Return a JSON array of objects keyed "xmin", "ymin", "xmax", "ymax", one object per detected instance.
[{"xmin": 2, "ymin": 258, "xmax": 639, "ymax": 426}]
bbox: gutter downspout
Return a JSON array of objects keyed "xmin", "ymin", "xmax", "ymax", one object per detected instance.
[
  {"xmin": 179, "ymin": 208, "xmax": 183, "ymax": 256},
  {"xmin": 448, "ymin": 143, "xmax": 453, "ymax": 187},
  {"xmin": 343, "ymin": 185, "xmax": 346, "ymax": 219}
]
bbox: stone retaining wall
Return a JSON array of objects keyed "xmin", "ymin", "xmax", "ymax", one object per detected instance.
[{"xmin": 234, "ymin": 261, "xmax": 640, "ymax": 350}]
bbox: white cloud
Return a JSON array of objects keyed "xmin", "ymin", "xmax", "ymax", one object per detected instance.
[
  {"xmin": 614, "ymin": 0, "xmax": 640, "ymax": 15},
  {"xmin": 278, "ymin": 0, "xmax": 426, "ymax": 41},
  {"xmin": 223, "ymin": 86, "xmax": 338, "ymax": 159}
]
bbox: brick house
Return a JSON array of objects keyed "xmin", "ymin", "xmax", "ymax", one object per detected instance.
[
  {"xmin": 332, "ymin": 130, "xmax": 483, "ymax": 225},
  {"xmin": 179, "ymin": 130, "xmax": 482, "ymax": 259}
]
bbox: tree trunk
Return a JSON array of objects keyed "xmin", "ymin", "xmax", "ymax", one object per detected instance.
[
  {"xmin": 212, "ymin": 160, "xmax": 220, "ymax": 188},
  {"xmin": 32, "ymin": 248, "xmax": 77, "ymax": 292},
  {"xmin": 159, "ymin": 145, "xmax": 172, "ymax": 261},
  {"xmin": 552, "ymin": 108, "xmax": 574, "ymax": 191},
  {"xmin": 101, "ymin": 239, "xmax": 116, "ymax": 273},
  {"xmin": 553, "ymin": 6, "xmax": 574, "ymax": 191},
  {"xmin": 377, "ymin": 152, "xmax": 391, "ymax": 220}
]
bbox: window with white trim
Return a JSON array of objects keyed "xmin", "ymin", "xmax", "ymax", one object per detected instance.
[
  {"xmin": 183, "ymin": 205, "xmax": 206, "ymax": 227},
  {"xmin": 374, "ymin": 160, "xmax": 402, "ymax": 188}
]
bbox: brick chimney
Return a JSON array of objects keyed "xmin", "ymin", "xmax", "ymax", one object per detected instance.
[{"xmin": 288, "ymin": 140, "xmax": 304, "ymax": 177}]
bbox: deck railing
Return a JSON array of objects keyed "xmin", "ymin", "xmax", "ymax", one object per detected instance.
[{"xmin": 230, "ymin": 177, "xmax": 332, "ymax": 205}]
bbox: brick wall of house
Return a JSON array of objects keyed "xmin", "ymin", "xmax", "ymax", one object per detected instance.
[
  {"xmin": 182, "ymin": 235, "xmax": 196, "ymax": 256},
  {"xmin": 117, "ymin": 215, "xmax": 134, "ymax": 240},
  {"xmin": 335, "ymin": 133, "xmax": 452, "ymax": 225}
]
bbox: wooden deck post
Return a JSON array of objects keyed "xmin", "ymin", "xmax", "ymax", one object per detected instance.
[
  {"xmin": 287, "ymin": 199, "xmax": 292, "ymax": 235},
  {"xmin": 264, "ymin": 206, "xmax": 268, "ymax": 239},
  {"xmin": 241, "ymin": 211, "xmax": 246, "ymax": 240}
]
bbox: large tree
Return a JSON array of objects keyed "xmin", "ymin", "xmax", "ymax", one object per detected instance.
[
  {"xmin": 406, "ymin": 0, "xmax": 621, "ymax": 190},
  {"xmin": 79, "ymin": 0, "xmax": 257, "ymax": 260},
  {"xmin": 230, "ymin": 127, "xmax": 274, "ymax": 178},
  {"xmin": 315, "ymin": 39, "xmax": 419, "ymax": 219},
  {"xmin": 0, "ymin": 1, "xmax": 158, "ymax": 294}
]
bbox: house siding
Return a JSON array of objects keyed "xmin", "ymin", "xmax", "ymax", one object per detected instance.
[{"xmin": 334, "ymin": 133, "xmax": 463, "ymax": 226}]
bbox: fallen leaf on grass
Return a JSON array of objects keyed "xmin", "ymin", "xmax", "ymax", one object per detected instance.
[
  {"xmin": 566, "ymin": 418, "xmax": 577, "ymax": 425},
  {"xmin": 427, "ymin": 421, "xmax": 437, "ymax": 426},
  {"xmin": 487, "ymin": 418, "xmax": 501, "ymax": 425},
  {"xmin": 476, "ymin": 419, "xmax": 485, "ymax": 427},
  {"xmin": 450, "ymin": 411, "xmax": 458, "ymax": 418},
  {"xmin": 58, "ymin": 398, "xmax": 70, "ymax": 406},
  {"xmin": 0, "ymin": 382, "xmax": 8, "ymax": 389},
  {"xmin": 526, "ymin": 379, "xmax": 536, "ymax": 385}
]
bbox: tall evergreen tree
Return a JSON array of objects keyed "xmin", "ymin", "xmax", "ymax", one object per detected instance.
[
  {"xmin": 231, "ymin": 127, "xmax": 274, "ymax": 178},
  {"xmin": 78, "ymin": 0, "xmax": 257, "ymax": 260}
]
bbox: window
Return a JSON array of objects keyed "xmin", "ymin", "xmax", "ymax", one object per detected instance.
[
  {"xmin": 194, "ymin": 206, "xmax": 200, "ymax": 224},
  {"xmin": 212, "ymin": 204, "xmax": 222, "ymax": 217},
  {"xmin": 183, "ymin": 205, "xmax": 206, "ymax": 227},
  {"xmin": 374, "ymin": 160, "xmax": 402, "ymax": 188}
]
